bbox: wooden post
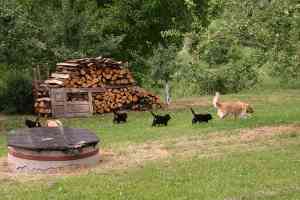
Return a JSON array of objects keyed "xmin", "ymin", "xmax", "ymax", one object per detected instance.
[{"xmin": 88, "ymin": 91, "xmax": 94, "ymax": 114}]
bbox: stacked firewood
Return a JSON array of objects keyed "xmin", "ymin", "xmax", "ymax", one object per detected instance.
[
  {"xmin": 92, "ymin": 87, "xmax": 160, "ymax": 113},
  {"xmin": 33, "ymin": 81, "xmax": 51, "ymax": 115},
  {"xmin": 56, "ymin": 58, "xmax": 136, "ymax": 88},
  {"xmin": 34, "ymin": 97, "xmax": 51, "ymax": 114},
  {"xmin": 33, "ymin": 57, "xmax": 161, "ymax": 115}
]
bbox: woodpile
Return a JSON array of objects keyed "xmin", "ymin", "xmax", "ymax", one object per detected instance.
[
  {"xmin": 56, "ymin": 58, "xmax": 136, "ymax": 88},
  {"xmin": 34, "ymin": 97, "xmax": 51, "ymax": 114},
  {"xmin": 33, "ymin": 56, "xmax": 161, "ymax": 116},
  {"xmin": 92, "ymin": 87, "xmax": 160, "ymax": 113}
]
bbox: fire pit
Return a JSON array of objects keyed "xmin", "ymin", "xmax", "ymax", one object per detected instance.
[{"xmin": 7, "ymin": 127, "xmax": 100, "ymax": 172}]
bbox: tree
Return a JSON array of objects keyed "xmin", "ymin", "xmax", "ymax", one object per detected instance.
[{"xmin": 147, "ymin": 44, "xmax": 178, "ymax": 104}]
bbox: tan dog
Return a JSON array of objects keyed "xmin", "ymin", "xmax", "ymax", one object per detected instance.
[
  {"xmin": 46, "ymin": 119, "xmax": 63, "ymax": 127},
  {"xmin": 213, "ymin": 92, "xmax": 254, "ymax": 119}
]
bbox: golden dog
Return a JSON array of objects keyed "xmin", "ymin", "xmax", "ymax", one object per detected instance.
[
  {"xmin": 213, "ymin": 92, "xmax": 254, "ymax": 119},
  {"xmin": 46, "ymin": 119, "xmax": 63, "ymax": 127}
]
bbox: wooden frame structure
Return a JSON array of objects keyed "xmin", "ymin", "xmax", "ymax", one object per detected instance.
[
  {"xmin": 50, "ymin": 86, "xmax": 138, "ymax": 117},
  {"xmin": 50, "ymin": 88, "xmax": 95, "ymax": 117}
]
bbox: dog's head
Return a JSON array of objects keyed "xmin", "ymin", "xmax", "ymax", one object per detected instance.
[
  {"xmin": 207, "ymin": 114, "xmax": 213, "ymax": 120},
  {"xmin": 246, "ymin": 105, "xmax": 254, "ymax": 113},
  {"xmin": 36, "ymin": 122, "xmax": 42, "ymax": 127},
  {"xmin": 165, "ymin": 114, "xmax": 171, "ymax": 121}
]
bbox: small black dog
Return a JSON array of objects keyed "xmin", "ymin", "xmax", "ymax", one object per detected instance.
[
  {"xmin": 150, "ymin": 111, "xmax": 171, "ymax": 126},
  {"xmin": 190, "ymin": 108, "xmax": 212, "ymax": 124},
  {"xmin": 113, "ymin": 110, "xmax": 128, "ymax": 124},
  {"xmin": 25, "ymin": 117, "xmax": 42, "ymax": 128}
]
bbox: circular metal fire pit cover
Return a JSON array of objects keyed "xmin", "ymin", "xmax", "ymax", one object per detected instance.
[
  {"xmin": 7, "ymin": 127, "xmax": 99, "ymax": 151},
  {"xmin": 7, "ymin": 128, "xmax": 100, "ymax": 172}
]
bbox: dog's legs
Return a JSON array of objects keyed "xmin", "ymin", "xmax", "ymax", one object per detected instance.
[
  {"xmin": 192, "ymin": 118, "xmax": 196, "ymax": 124},
  {"xmin": 234, "ymin": 113, "xmax": 238, "ymax": 120},
  {"xmin": 152, "ymin": 121, "xmax": 156, "ymax": 126},
  {"xmin": 240, "ymin": 112, "xmax": 249, "ymax": 119},
  {"xmin": 217, "ymin": 110, "xmax": 227, "ymax": 119}
]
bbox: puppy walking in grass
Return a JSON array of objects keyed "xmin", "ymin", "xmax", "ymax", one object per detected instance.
[
  {"xmin": 190, "ymin": 108, "xmax": 212, "ymax": 124},
  {"xmin": 113, "ymin": 110, "xmax": 128, "ymax": 124},
  {"xmin": 150, "ymin": 111, "xmax": 171, "ymax": 126},
  {"xmin": 213, "ymin": 92, "xmax": 254, "ymax": 119}
]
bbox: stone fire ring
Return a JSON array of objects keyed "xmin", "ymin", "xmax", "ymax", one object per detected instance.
[{"xmin": 7, "ymin": 127, "xmax": 100, "ymax": 172}]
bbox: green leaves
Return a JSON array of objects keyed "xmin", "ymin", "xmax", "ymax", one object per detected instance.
[{"xmin": 147, "ymin": 44, "xmax": 178, "ymax": 82}]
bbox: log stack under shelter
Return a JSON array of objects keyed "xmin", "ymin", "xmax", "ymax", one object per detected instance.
[{"xmin": 34, "ymin": 56, "xmax": 161, "ymax": 117}]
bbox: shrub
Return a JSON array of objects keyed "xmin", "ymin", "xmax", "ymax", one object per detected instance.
[{"xmin": 0, "ymin": 69, "xmax": 34, "ymax": 113}]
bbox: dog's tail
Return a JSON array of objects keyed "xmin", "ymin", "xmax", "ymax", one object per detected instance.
[
  {"xmin": 190, "ymin": 108, "xmax": 196, "ymax": 115},
  {"xmin": 213, "ymin": 92, "xmax": 221, "ymax": 108},
  {"xmin": 55, "ymin": 119, "xmax": 63, "ymax": 127},
  {"xmin": 150, "ymin": 111, "xmax": 156, "ymax": 117},
  {"xmin": 246, "ymin": 105, "xmax": 254, "ymax": 113}
]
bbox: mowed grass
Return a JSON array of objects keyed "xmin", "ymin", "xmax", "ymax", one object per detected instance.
[
  {"xmin": 0, "ymin": 89, "xmax": 300, "ymax": 199},
  {"xmin": 1, "ymin": 139, "xmax": 300, "ymax": 199}
]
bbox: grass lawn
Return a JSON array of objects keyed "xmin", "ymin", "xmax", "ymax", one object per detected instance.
[{"xmin": 0, "ymin": 89, "xmax": 300, "ymax": 199}]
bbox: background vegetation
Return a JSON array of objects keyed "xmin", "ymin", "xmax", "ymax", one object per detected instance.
[{"xmin": 1, "ymin": 0, "xmax": 300, "ymax": 113}]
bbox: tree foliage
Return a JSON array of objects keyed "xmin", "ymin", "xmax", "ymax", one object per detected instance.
[{"xmin": 1, "ymin": 0, "xmax": 300, "ymax": 112}]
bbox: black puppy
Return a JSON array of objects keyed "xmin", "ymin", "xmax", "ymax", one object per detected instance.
[
  {"xmin": 150, "ymin": 111, "xmax": 171, "ymax": 126},
  {"xmin": 25, "ymin": 117, "xmax": 42, "ymax": 128},
  {"xmin": 190, "ymin": 108, "xmax": 212, "ymax": 124},
  {"xmin": 113, "ymin": 110, "xmax": 128, "ymax": 124}
]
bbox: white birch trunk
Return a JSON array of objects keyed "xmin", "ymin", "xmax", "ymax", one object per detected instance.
[{"xmin": 165, "ymin": 80, "xmax": 171, "ymax": 105}]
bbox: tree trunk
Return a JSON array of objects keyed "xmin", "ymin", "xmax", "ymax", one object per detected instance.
[{"xmin": 164, "ymin": 80, "xmax": 171, "ymax": 105}]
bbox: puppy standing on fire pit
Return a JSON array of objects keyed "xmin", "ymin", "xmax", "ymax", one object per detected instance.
[
  {"xmin": 190, "ymin": 108, "xmax": 212, "ymax": 124},
  {"xmin": 150, "ymin": 111, "xmax": 171, "ymax": 126},
  {"xmin": 25, "ymin": 116, "xmax": 41, "ymax": 128},
  {"xmin": 213, "ymin": 92, "xmax": 254, "ymax": 119}
]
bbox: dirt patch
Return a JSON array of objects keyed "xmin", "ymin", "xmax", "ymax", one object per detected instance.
[
  {"xmin": 238, "ymin": 124, "xmax": 300, "ymax": 142},
  {"xmin": 98, "ymin": 143, "xmax": 169, "ymax": 171},
  {"xmin": 0, "ymin": 124, "xmax": 299, "ymax": 181}
]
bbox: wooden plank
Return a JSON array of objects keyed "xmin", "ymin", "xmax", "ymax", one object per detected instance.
[
  {"xmin": 36, "ymin": 97, "xmax": 51, "ymax": 102},
  {"xmin": 88, "ymin": 91, "xmax": 93, "ymax": 114},
  {"xmin": 50, "ymin": 88, "xmax": 66, "ymax": 117},
  {"xmin": 65, "ymin": 112, "xmax": 92, "ymax": 117},
  {"xmin": 63, "ymin": 88, "xmax": 105, "ymax": 93},
  {"xmin": 64, "ymin": 58, "xmax": 90, "ymax": 63},
  {"xmin": 63, "ymin": 89, "xmax": 67, "ymax": 116},
  {"xmin": 66, "ymin": 101, "xmax": 89, "ymax": 105},
  {"xmin": 52, "ymin": 105, "xmax": 65, "ymax": 115},
  {"xmin": 51, "ymin": 85, "xmax": 135, "ymax": 94},
  {"xmin": 51, "ymin": 73, "xmax": 70, "ymax": 79},
  {"xmin": 67, "ymin": 104, "xmax": 90, "ymax": 113},
  {"xmin": 45, "ymin": 79, "xmax": 64, "ymax": 86},
  {"xmin": 56, "ymin": 62, "xmax": 80, "ymax": 67}
]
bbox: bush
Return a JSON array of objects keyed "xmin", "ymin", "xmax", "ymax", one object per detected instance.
[
  {"xmin": 0, "ymin": 70, "xmax": 34, "ymax": 113},
  {"xmin": 179, "ymin": 59, "xmax": 258, "ymax": 95}
]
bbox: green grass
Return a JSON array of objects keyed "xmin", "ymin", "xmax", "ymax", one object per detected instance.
[
  {"xmin": 2, "ymin": 89, "xmax": 300, "ymax": 150},
  {"xmin": 0, "ymin": 89, "xmax": 300, "ymax": 199},
  {"xmin": 0, "ymin": 141, "xmax": 300, "ymax": 200}
]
